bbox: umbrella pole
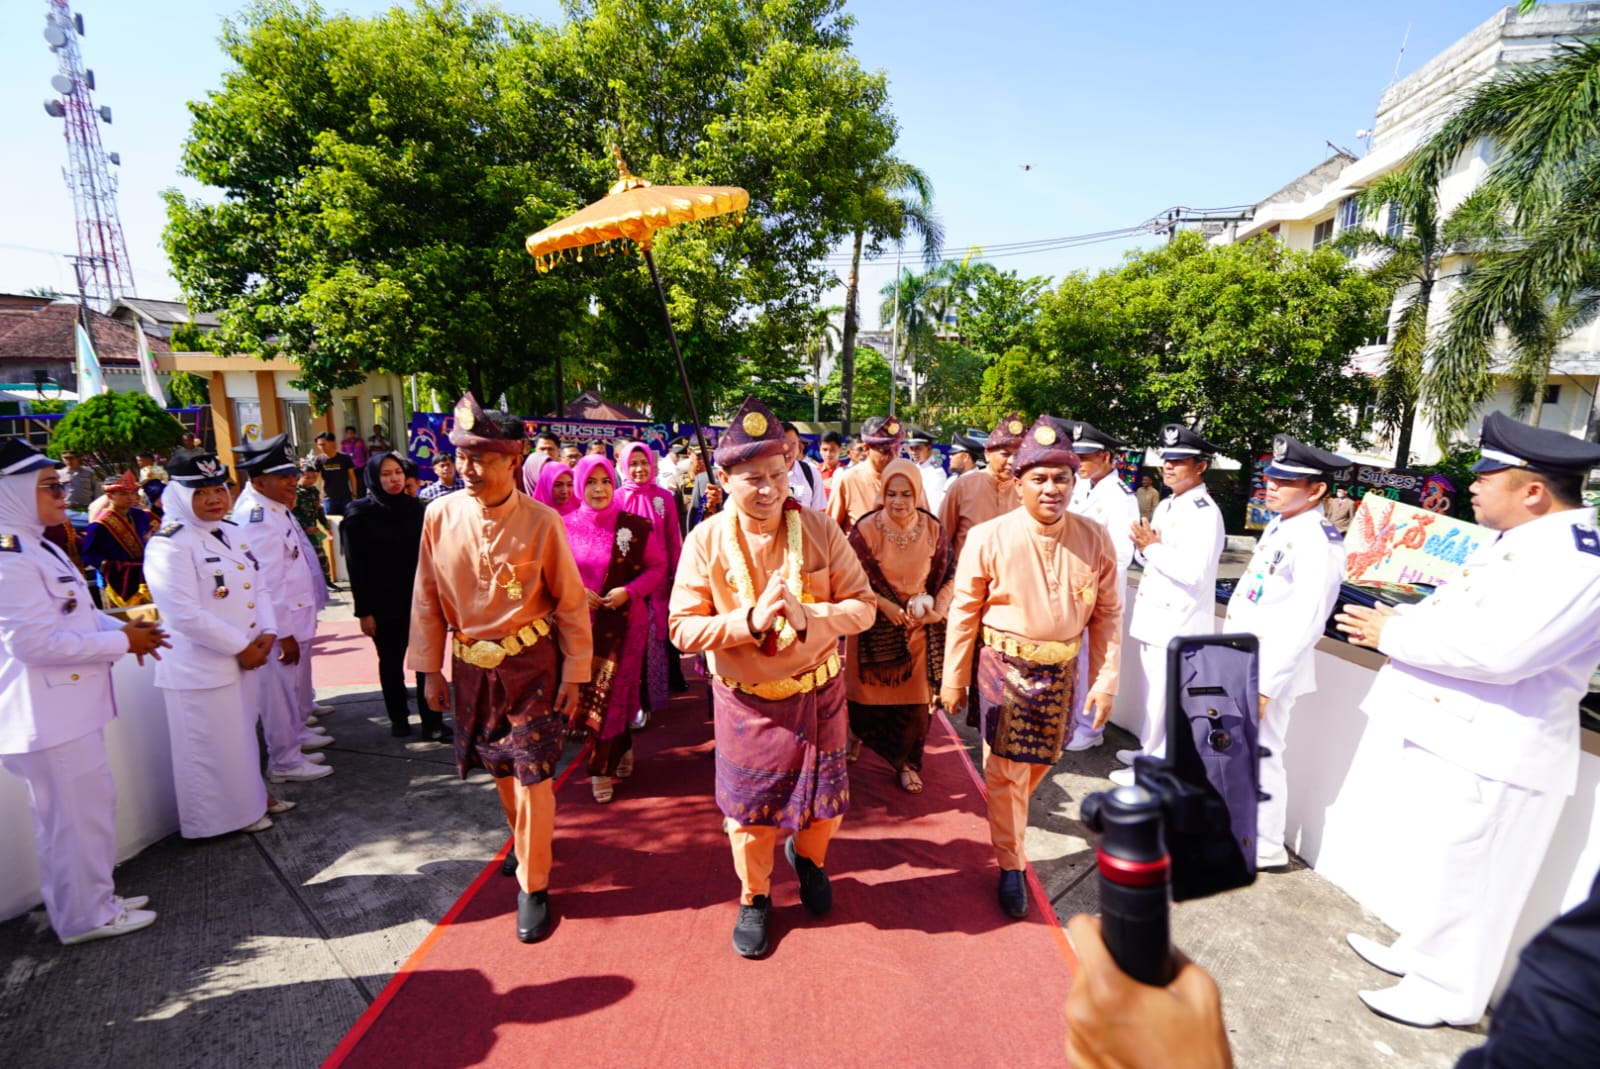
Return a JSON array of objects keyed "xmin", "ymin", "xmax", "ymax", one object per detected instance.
[{"xmin": 642, "ymin": 248, "xmax": 716, "ymax": 466}]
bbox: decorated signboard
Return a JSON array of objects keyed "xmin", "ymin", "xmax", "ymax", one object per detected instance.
[{"xmin": 1342, "ymin": 493, "xmax": 1492, "ymax": 589}]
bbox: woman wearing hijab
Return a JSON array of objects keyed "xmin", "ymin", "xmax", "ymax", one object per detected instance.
[
  {"xmin": 844, "ymin": 457, "xmax": 956, "ymax": 794},
  {"xmin": 144, "ymin": 452, "xmax": 288, "ymax": 836},
  {"xmin": 0, "ymin": 440, "xmax": 169, "ymax": 944},
  {"xmin": 562, "ymin": 455, "xmax": 665, "ymax": 803},
  {"xmin": 341, "ymin": 452, "xmax": 445, "ymax": 740},
  {"xmin": 521, "ymin": 451, "xmax": 549, "ymax": 498},
  {"xmin": 532, "ymin": 459, "xmax": 577, "ymax": 516},
  {"xmin": 614, "ymin": 441, "xmax": 685, "ymax": 720}
]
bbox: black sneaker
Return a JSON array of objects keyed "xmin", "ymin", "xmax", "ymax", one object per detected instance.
[
  {"xmin": 785, "ymin": 837, "xmax": 833, "ymax": 917},
  {"xmin": 422, "ymin": 725, "xmax": 454, "ymax": 744},
  {"xmin": 390, "ymin": 722, "xmax": 413, "ymax": 738},
  {"xmin": 500, "ymin": 850, "xmax": 518, "ymax": 878},
  {"xmin": 997, "ymin": 869, "xmax": 1028, "ymax": 919},
  {"xmin": 517, "ymin": 890, "xmax": 549, "ymax": 943},
  {"xmin": 732, "ymin": 895, "xmax": 771, "ymax": 958}
]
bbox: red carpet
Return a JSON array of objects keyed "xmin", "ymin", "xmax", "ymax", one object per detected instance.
[
  {"xmin": 317, "ymin": 649, "xmax": 1078, "ymax": 1069},
  {"xmin": 310, "ymin": 618, "xmax": 385, "ymax": 688}
]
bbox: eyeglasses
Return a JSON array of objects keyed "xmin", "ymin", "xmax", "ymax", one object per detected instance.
[{"xmin": 38, "ymin": 482, "xmax": 66, "ymax": 496}]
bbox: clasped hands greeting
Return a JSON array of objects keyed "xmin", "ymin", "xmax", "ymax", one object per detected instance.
[
  {"xmin": 586, "ymin": 587, "xmax": 631, "ymax": 611},
  {"xmin": 122, "ymin": 619, "xmax": 171, "ymax": 666},
  {"xmin": 749, "ymin": 571, "xmax": 806, "ymax": 636}
]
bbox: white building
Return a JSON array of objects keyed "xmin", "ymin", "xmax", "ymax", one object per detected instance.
[{"xmin": 1211, "ymin": 2, "xmax": 1600, "ymax": 466}]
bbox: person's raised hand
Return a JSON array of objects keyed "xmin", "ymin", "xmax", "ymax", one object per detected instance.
[
  {"xmin": 1064, "ymin": 914, "xmax": 1232, "ymax": 1069},
  {"xmin": 1333, "ymin": 603, "xmax": 1396, "ymax": 650},
  {"xmin": 750, "ymin": 572, "xmax": 789, "ymax": 635}
]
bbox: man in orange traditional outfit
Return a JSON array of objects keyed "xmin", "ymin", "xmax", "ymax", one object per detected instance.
[
  {"xmin": 670, "ymin": 397, "xmax": 875, "ymax": 958},
  {"xmin": 826, "ymin": 415, "xmax": 903, "ymax": 534},
  {"xmin": 409, "ymin": 394, "xmax": 593, "ymax": 944},
  {"xmin": 941, "ymin": 415, "xmax": 1123, "ymax": 920},
  {"xmin": 938, "ymin": 412, "xmax": 1025, "ymax": 562}
]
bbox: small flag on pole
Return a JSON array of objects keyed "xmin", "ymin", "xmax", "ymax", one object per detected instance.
[
  {"xmin": 133, "ymin": 321, "xmax": 166, "ymax": 405},
  {"xmin": 74, "ymin": 322, "xmax": 106, "ymax": 398}
]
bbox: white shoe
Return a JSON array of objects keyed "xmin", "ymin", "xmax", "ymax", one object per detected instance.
[
  {"xmin": 313, "ymin": 704, "xmax": 335, "ymax": 716},
  {"xmin": 266, "ymin": 798, "xmax": 298, "ymax": 815},
  {"xmin": 1114, "ymin": 748, "xmax": 1142, "ymax": 766},
  {"xmin": 61, "ymin": 905, "xmax": 157, "ymax": 945},
  {"xmin": 300, "ymin": 734, "xmax": 334, "ymax": 751},
  {"xmin": 268, "ymin": 762, "xmax": 334, "ymax": 783},
  {"xmin": 1358, "ymin": 981, "xmax": 1446, "ymax": 1028},
  {"xmin": 305, "ymin": 715, "xmax": 321, "ymax": 727},
  {"xmin": 1257, "ymin": 846, "xmax": 1290, "ymax": 871},
  {"xmin": 1065, "ymin": 732, "xmax": 1104, "ymax": 752},
  {"xmin": 307, "ymin": 724, "xmax": 329, "ymax": 736},
  {"xmin": 1347, "ymin": 932, "xmax": 1408, "ymax": 976},
  {"xmin": 241, "ymin": 815, "xmax": 274, "ymax": 833},
  {"xmin": 303, "ymin": 751, "xmax": 327, "ymax": 764},
  {"xmin": 113, "ymin": 894, "xmax": 150, "ymax": 911},
  {"xmin": 631, "ymin": 709, "xmax": 650, "ymax": 731},
  {"xmin": 1108, "ymin": 768, "xmax": 1137, "ymax": 788}
]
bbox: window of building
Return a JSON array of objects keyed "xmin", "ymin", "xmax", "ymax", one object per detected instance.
[
  {"xmin": 1544, "ymin": 384, "xmax": 1561, "ymax": 406},
  {"xmin": 1386, "ymin": 202, "xmax": 1405, "ymax": 239},
  {"xmin": 1312, "ymin": 218, "xmax": 1336, "ymax": 249},
  {"xmin": 1338, "ymin": 196, "xmax": 1360, "ymax": 231}
]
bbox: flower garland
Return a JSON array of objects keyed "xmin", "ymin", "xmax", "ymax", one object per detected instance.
[{"xmin": 724, "ymin": 498, "xmax": 805, "ymax": 654}]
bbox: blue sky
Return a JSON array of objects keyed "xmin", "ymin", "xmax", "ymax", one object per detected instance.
[{"xmin": 1, "ymin": 0, "xmax": 1510, "ymax": 318}]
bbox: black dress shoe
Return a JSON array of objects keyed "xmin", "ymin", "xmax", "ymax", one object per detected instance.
[
  {"xmin": 390, "ymin": 722, "xmax": 413, "ymax": 738},
  {"xmin": 422, "ymin": 724, "xmax": 453, "ymax": 744},
  {"xmin": 732, "ymin": 895, "xmax": 771, "ymax": 958},
  {"xmin": 516, "ymin": 890, "xmax": 549, "ymax": 943},
  {"xmin": 500, "ymin": 851, "xmax": 518, "ymax": 878},
  {"xmin": 785, "ymin": 837, "xmax": 833, "ymax": 917},
  {"xmin": 998, "ymin": 869, "xmax": 1028, "ymax": 919}
]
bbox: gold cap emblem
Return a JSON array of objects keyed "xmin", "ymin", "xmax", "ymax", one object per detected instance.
[
  {"xmin": 885, "ymin": 419, "xmax": 900, "ymax": 436},
  {"xmin": 455, "ymin": 402, "xmax": 476, "ymax": 431},
  {"xmin": 1008, "ymin": 420, "xmax": 1024, "ymax": 435},
  {"xmin": 1035, "ymin": 425, "xmax": 1057, "ymax": 446},
  {"xmin": 742, "ymin": 411, "xmax": 768, "ymax": 437}
]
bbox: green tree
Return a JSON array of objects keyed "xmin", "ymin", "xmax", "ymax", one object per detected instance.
[
  {"xmin": 48, "ymin": 393, "xmax": 185, "ymax": 475},
  {"xmin": 956, "ymin": 266, "xmax": 1050, "ymax": 358},
  {"xmin": 985, "ymin": 233, "xmax": 1389, "ymax": 520},
  {"xmin": 836, "ymin": 159, "xmax": 942, "ymax": 434},
  {"xmin": 1405, "ymin": 36, "xmax": 1600, "ymax": 443},
  {"xmin": 823, "ymin": 345, "xmax": 897, "ymax": 419},
  {"xmin": 166, "ymin": 372, "xmax": 211, "ymax": 408}
]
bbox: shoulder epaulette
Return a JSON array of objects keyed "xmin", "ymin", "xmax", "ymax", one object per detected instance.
[
  {"xmin": 1118, "ymin": 480, "xmax": 1133, "ymax": 494},
  {"xmin": 154, "ymin": 523, "xmax": 183, "ymax": 538},
  {"xmin": 1574, "ymin": 524, "xmax": 1600, "ymax": 558},
  {"xmin": 0, "ymin": 533, "xmax": 19, "ymax": 552},
  {"xmin": 1320, "ymin": 518, "xmax": 1343, "ymax": 543},
  {"xmin": 248, "ymin": 506, "xmax": 264, "ymax": 523},
  {"xmin": 1194, "ymin": 497, "xmax": 1210, "ymax": 509}
]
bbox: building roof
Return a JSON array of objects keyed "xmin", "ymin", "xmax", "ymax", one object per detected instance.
[
  {"xmin": 561, "ymin": 390, "xmax": 649, "ymax": 421},
  {"xmin": 109, "ymin": 297, "xmax": 220, "ymax": 331},
  {"xmin": 0, "ymin": 301, "xmax": 169, "ymax": 368}
]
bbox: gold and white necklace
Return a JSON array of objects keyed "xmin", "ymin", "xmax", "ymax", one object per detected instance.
[{"xmin": 724, "ymin": 505, "xmax": 804, "ymax": 650}]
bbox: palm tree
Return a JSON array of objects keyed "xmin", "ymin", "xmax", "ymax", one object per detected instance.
[
  {"xmin": 804, "ymin": 305, "xmax": 842, "ymax": 422},
  {"xmin": 878, "ymin": 267, "xmax": 940, "ymax": 406},
  {"xmin": 1404, "ymin": 36, "xmax": 1600, "ymax": 443},
  {"xmin": 837, "ymin": 159, "xmax": 943, "ymax": 434},
  {"xmin": 1338, "ymin": 170, "xmax": 1491, "ymax": 466}
]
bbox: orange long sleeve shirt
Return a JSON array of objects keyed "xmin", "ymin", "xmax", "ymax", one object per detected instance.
[
  {"xmin": 939, "ymin": 470, "xmax": 1020, "ymax": 561},
  {"xmin": 941, "ymin": 508, "xmax": 1123, "ymax": 695},
  {"xmin": 407, "ymin": 489, "xmax": 593, "ymax": 684},
  {"xmin": 669, "ymin": 507, "xmax": 875, "ymax": 685},
  {"xmin": 825, "ymin": 462, "xmax": 885, "ymax": 534}
]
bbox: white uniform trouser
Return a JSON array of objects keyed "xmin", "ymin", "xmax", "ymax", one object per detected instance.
[
  {"xmin": 0, "ymin": 732, "xmax": 118, "ymax": 941},
  {"xmin": 162, "ymin": 682, "xmax": 268, "ymax": 838},
  {"xmin": 294, "ymin": 655, "xmax": 318, "ymax": 743},
  {"xmin": 1137, "ymin": 641, "xmax": 1169, "ymax": 758},
  {"xmin": 1385, "ymin": 741, "xmax": 1567, "ymax": 1024},
  {"xmin": 258, "ymin": 655, "xmax": 307, "ymax": 772},
  {"xmin": 1256, "ymin": 692, "xmax": 1298, "ymax": 860},
  {"xmin": 1067, "ymin": 643, "xmax": 1097, "ymax": 746}
]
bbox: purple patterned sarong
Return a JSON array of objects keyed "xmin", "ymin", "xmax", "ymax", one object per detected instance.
[
  {"xmin": 451, "ymin": 637, "xmax": 564, "ymax": 786},
  {"xmin": 711, "ymin": 673, "xmax": 850, "ymax": 830},
  {"xmin": 976, "ymin": 643, "xmax": 1079, "ymax": 765}
]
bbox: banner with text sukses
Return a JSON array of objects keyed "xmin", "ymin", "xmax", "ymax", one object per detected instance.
[{"xmin": 405, "ymin": 413, "xmax": 722, "ymax": 480}]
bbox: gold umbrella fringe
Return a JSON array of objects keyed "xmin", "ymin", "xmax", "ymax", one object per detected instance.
[{"xmin": 530, "ymin": 210, "xmax": 745, "ymax": 275}]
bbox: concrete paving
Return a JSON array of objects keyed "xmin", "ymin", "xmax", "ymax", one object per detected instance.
[{"xmin": 0, "ymin": 567, "xmax": 1485, "ymax": 1068}]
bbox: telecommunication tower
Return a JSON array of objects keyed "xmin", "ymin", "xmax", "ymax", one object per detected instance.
[{"xmin": 41, "ymin": 1, "xmax": 135, "ymax": 310}]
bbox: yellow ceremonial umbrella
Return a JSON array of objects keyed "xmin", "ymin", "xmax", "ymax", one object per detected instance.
[{"xmin": 526, "ymin": 149, "xmax": 748, "ymax": 461}]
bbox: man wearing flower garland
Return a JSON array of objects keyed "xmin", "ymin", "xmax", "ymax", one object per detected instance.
[
  {"xmin": 409, "ymin": 393, "xmax": 593, "ymax": 945},
  {"xmin": 940, "ymin": 415, "xmax": 1123, "ymax": 920},
  {"xmin": 826, "ymin": 414, "xmax": 903, "ymax": 535},
  {"xmin": 670, "ymin": 396, "xmax": 876, "ymax": 958}
]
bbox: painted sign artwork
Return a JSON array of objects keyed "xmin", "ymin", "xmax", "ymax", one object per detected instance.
[{"xmin": 1342, "ymin": 494, "xmax": 1491, "ymax": 589}]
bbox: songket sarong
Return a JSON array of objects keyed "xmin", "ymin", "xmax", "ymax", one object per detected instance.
[
  {"xmin": 451, "ymin": 636, "xmax": 563, "ymax": 786},
  {"xmin": 976, "ymin": 643, "xmax": 1080, "ymax": 765},
  {"xmin": 712, "ymin": 673, "xmax": 850, "ymax": 831}
]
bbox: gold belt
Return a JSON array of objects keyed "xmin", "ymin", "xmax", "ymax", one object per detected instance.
[
  {"xmin": 982, "ymin": 626, "xmax": 1080, "ymax": 666},
  {"xmin": 452, "ymin": 618, "xmax": 552, "ymax": 671},
  {"xmin": 721, "ymin": 652, "xmax": 841, "ymax": 702}
]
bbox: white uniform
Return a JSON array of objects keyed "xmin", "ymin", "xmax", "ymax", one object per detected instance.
[
  {"xmin": 917, "ymin": 456, "xmax": 950, "ymax": 517},
  {"xmin": 232, "ymin": 485, "xmax": 325, "ymax": 771},
  {"xmin": 787, "ymin": 457, "xmax": 824, "ymax": 510},
  {"xmin": 144, "ymin": 519, "xmax": 274, "ymax": 837},
  {"xmin": 1222, "ymin": 507, "xmax": 1344, "ymax": 862},
  {"xmin": 0, "ymin": 532, "xmax": 133, "ymax": 940},
  {"xmin": 1067, "ymin": 470, "xmax": 1141, "ymax": 746},
  {"xmin": 1129, "ymin": 483, "xmax": 1225, "ymax": 757},
  {"xmin": 1361, "ymin": 506, "xmax": 1600, "ymax": 1024}
]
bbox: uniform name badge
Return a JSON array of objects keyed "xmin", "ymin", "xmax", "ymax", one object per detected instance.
[{"xmin": 212, "ymin": 571, "xmax": 230, "ymax": 599}]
